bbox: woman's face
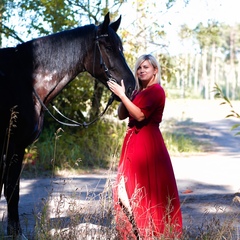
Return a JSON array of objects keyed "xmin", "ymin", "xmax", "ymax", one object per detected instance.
[{"xmin": 137, "ymin": 60, "xmax": 158, "ymax": 84}]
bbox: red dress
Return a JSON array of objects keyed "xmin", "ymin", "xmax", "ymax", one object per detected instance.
[{"xmin": 113, "ymin": 84, "xmax": 182, "ymax": 239}]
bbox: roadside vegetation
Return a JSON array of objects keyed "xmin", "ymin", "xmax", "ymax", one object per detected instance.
[
  {"xmin": 214, "ymin": 84, "xmax": 240, "ymax": 135},
  {"xmin": 22, "ymin": 114, "xmax": 209, "ymax": 178}
]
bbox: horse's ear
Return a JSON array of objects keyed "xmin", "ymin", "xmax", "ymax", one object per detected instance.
[
  {"xmin": 101, "ymin": 12, "xmax": 110, "ymax": 34},
  {"xmin": 110, "ymin": 15, "xmax": 121, "ymax": 32}
]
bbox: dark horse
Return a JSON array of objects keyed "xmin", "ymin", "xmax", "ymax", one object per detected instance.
[{"xmin": 0, "ymin": 13, "xmax": 135, "ymax": 236}]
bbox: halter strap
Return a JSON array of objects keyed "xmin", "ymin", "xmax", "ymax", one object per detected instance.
[
  {"xmin": 33, "ymin": 88, "xmax": 114, "ymax": 128},
  {"xmin": 94, "ymin": 33, "xmax": 117, "ymax": 82}
]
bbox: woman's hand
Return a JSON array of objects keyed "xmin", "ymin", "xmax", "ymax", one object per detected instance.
[
  {"xmin": 108, "ymin": 79, "xmax": 145, "ymax": 121},
  {"xmin": 107, "ymin": 79, "xmax": 125, "ymax": 99}
]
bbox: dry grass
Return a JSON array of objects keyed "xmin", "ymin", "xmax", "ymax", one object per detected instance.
[
  {"xmin": 1, "ymin": 168, "xmax": 240, "ymax": 239},
  {"xmin": 28, "ymin": 171, "xmax": 240, "ymax": 240},
  {"xmin": 34, "ymin": 172, "xmax": 118, "ymax": 240}
]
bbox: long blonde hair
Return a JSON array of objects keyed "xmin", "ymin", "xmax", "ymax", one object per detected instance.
[{"xmin": 134, "ymin": 54, "xmax": 161, "ymax": 92}]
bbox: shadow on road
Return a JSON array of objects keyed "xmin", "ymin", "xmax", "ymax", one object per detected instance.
[
  {"xmin": 0, "ymin": 175, "xmax": 110, "ymax": 238},
  {"xmin": 1, "ymin": 173, "xmax": 240, "ymax": 239}
]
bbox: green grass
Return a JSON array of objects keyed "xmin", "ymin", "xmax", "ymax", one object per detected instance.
[
  {"xmin": 22, "ymin": 119, "xmax": 127, "ymax": 177},
  {"xmin": 162, "ymin": 118, "xmax": 212, "ymax": 155},
  {"xmin": 163, "ymin": 131, "xmax": 203, "ymax": 154},
  {"xmin": 22, "ymin": 117, "xmax": 210, "ymax": 177}
]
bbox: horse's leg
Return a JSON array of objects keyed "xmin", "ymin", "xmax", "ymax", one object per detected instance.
[
  {"xmin": 0, "ymin": 152, "xmax": 5, "ymax": 198},
  {"xmin": 0, "ymin": 133, "xmax": 7, "ymax": 197},
  {"xmin": 4, "ymin": 147, "xmax": 24, "ymax": 236}
]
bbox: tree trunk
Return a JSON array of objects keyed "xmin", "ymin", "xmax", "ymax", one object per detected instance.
[
  {"xmin": 209, "ymin": 43, "xmax": 216, "ymax": 100},
  {"xmin": 202, "ymin": 46, "xmax": 208, "ymax": 99},
  {"xmin": 230, "ymin": 27, "xmax": 236, "ymax": 100},
  {"xmin": 194, "ymin": 53, "xmax": 200, "ymax": 95}
]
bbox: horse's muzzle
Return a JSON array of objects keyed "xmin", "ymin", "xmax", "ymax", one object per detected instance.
[{"xmin": 126, "ymin": 87, "xmax": 133, "ymax": 99}]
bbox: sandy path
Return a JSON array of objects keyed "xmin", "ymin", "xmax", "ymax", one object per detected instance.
[{"xmin": 165, "ymin": 99, "xmax": 240, "ymax": 237}]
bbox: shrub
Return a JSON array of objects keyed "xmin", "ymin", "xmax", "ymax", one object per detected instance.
[{"xmin": 26, "ymin": 119, "xmax": 127, "ymax": 173}]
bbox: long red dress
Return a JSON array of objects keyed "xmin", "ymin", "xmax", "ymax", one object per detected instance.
[{"xmin": 113, "ymin": 84, "xmax": 182, "ymax": 239}]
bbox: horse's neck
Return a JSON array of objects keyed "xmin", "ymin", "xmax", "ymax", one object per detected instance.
[{"xmin": 31, "ymin": 25, "xmax": 95, "ymax": 104}]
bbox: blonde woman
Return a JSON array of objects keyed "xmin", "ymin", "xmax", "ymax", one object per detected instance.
[{"xmin": 108, "ymin": 54, "xmax": 182, "ymax": 239}]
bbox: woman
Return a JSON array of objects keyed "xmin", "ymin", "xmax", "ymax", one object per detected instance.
[{"xmin": 107, "ymin": 54, "xmax": 182, "ymax": 239}]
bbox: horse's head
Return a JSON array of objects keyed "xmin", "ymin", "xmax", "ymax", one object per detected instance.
[{"xmin": 85, "ymin": 13, "xmax": 135, "ymax": 100}]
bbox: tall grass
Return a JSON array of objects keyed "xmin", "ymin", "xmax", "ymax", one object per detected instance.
[
  {"xmin": 31, "ymin": 171, "xmax": 240, "ymax": 239},
  {"xmin": 161, "ymin": 118, "xmax": 210, "ymax": 155},
  {"xmin": 34, "ymin": 174, "xmax": 118, "ymax": 240},
  {"xmin": 23, "ymin": 119, "xmax": 127, "ymax": 175},
  {"xmin": 23, "ymin": 117, "xmax": 208, "ymax": 175}
]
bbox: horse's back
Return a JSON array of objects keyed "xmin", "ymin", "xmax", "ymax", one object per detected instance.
[
  {"xmin": 0, "ymin": 47, "xmax": 17, "ymax": 99},
  {"xmin": 0, "ymin": 47, "xmax": 31, "ymax": 124},
  {"xmin": 0, "ymin": 47, "xmax": 17, "ymax": 72}
]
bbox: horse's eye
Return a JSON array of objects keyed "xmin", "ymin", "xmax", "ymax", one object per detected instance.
[{"xmin": 106, "ymin": 46, "xmax": 113, "ymax": 51}]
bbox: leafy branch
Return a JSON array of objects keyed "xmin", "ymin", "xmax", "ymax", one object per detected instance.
[{"xmin": 214, "ymin": 83, "xmax": 240, "ymax": 134}]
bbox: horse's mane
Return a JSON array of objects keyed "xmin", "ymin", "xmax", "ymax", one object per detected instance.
[
  {"xmin": 2, "ymin": 21, "xmax": 123, "ymax": 78},
  {"xmin": 15, "ymin": 24, "xmax": 96, "ymax": 73}
]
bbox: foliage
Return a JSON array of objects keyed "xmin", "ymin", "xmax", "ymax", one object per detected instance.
[
  {"xmin": 23, "ymin": 115, "xmax": 209, "ymax": 174},
  {"xmin": 24, "ymin": 119, "xmax": 127, "ymax": 173},
  {"xmin": 0, "ymin": 0, "xmax": 125, "ymax": 43},
  {"xmin": 214, "ymin": 83, "xmax": 240, "ymax": 135},
  {"xmin": 15, "ymin": 0, "xmax": 77, "ymax": 36},
  {"xmin": 0, "ymin": 0, "xmax": 24, "ymax": 44},
  {"xmin": 158, "ymin": 53, "xmax": 177, "ymax": 83}
]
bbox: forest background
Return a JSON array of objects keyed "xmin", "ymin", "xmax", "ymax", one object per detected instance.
[{"xmin": 0, "ymin": 0, "xmax": 239, "ymax": 173}]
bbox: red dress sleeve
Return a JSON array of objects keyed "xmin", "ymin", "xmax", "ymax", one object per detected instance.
[{"xmin": 132, "ymin": 84, "xmax": 165, "ymax": 121}]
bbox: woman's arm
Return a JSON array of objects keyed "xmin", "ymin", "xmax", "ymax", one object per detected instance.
[
  {"xmin": 107, "ymin": 80, "xmax": 145, "ymax": 121},
  {"xmin": 118, "ymin": 102, "xmax": 129, "ymax": 120}
]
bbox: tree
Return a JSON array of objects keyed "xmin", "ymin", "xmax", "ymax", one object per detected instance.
[
  {"xmin": 0, "ymin": 0, "xmax": 24, "ymax": 46},
  {"xmin": 0, "ymin": 0, "xmax": 3, "ymax": 46}
]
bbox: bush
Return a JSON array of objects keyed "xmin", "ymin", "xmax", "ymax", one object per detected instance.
[
  {"xmin": 23, "ymin": 117, "xmax": 208, "ymax": 175},
  {"xmin": 27, "ymin": 119, "xmax": 127, "ymax": 173}
]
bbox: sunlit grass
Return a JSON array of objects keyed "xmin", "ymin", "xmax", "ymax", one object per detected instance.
[
  {"xmin": 22, "ymin": 117, "xmax": 209, "ymax": 177},
  {"xmin": 163, "ymin": 131, "xmax": 203, "ymax": 154},
  {"xmin": 31, "ymin": 172, "xmax": 240, "ymax": 239}
]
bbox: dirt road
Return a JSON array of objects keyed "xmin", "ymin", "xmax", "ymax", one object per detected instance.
[
  {"xmin": 1, "ymin": 99, "xmax": 240, "ymax": 239},
  {"xmin": 165, "ymin": 99, "xmax": 240, "ymax": 238}
]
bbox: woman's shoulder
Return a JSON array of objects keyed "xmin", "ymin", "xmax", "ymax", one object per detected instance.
[
  {"xmin": 132, "ymin": 84, "xmax": 165, "ymax": 99},
  {"xmin": 149, "ymin": 83, "xmax": 165, "ymax": 94}
]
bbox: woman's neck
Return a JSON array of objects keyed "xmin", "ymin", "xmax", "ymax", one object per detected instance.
[{"xmin": 142, "ymin": 80, "xmax": 156, "ymax": 89}]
